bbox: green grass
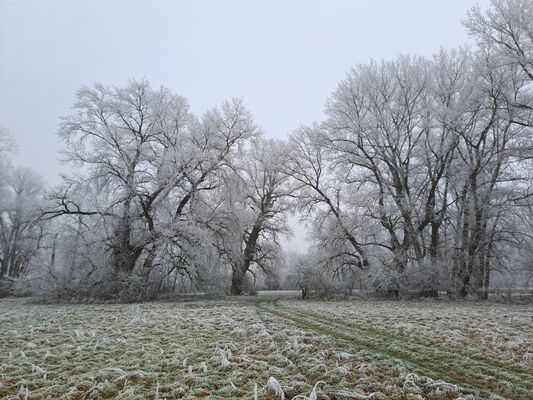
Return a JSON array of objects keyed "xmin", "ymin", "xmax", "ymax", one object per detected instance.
[
  {"xmin": 0, "ymin": 296, "xmax": 531, "ymax": 399},
  {"xmin": 259, "ymin": 300, "xmax": 533, "ymax": 399}
]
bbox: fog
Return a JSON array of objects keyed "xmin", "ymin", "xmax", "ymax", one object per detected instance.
[
  {"xmin": 1, "ymin": 2, "xmax": 533, "ymax": 398},
  {"xmin": 0, "ymin": 0, "xmax": 491, "ymax": 252},
  {"xmin": 1, "ymin": 0, "xmax": 489, "ymax": 179}
]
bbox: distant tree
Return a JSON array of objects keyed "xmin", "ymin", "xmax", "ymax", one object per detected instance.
[
  {"xmin": 286, "ymin": 251, "xmax": 336, "ymax": 299},
  {"xmin": 285, "ymin": 125, "xmax": 373, "ymax": 273},
  {"xmin": 0, "ymin": 128, "xmax": 17, "ymax": 200},
  {"xmin": 286, "ymin": 253, "xmax": 317, "ymax": 299},
  {"xmin": 0, "ymin": 166, "xmax": 47, "ymax": 279}
]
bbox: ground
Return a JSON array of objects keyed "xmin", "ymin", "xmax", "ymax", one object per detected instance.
[{"xmin": 0, "ymin": 294, "xmax": 532, "ymax": 399}]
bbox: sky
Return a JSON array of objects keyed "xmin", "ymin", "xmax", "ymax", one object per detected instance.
[{"xmin": 0, "ymin": 0, "xmax": 491, "ymax": 250}]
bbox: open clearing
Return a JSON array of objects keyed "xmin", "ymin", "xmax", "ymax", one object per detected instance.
[{"xmin": 1, "ymin": 296, "xmax": 532, "ymax": 399}]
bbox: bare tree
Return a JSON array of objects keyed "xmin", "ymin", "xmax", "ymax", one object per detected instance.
[
  {"xmin": 207, "ymin": 139, "xmax": 293, "ymax": 294},
  {"xmin": 45, "ymin": 80, "xmax": 259, "ymax": 297},
  {"xmin": 465, "ymin": 0, "xmax": 533, "ymax": 128},
  {"xmin": 290, "ymin": 47, "xmax": 532, "ymax": 297},
  {"xmin": 286, "ymin": 125, "xmax": 372, "ymax": 271},
  {"xmin": 0, "ymin": 167, "xmax": 47, "ymax": 279}
]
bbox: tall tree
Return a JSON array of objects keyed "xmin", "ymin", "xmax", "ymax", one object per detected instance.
[
  {"xmin": 208, "ymin": 139, "xmax": 292, "ymax": 294},
  {"xmin": 46, "ymin": 80, "xmax": 259, "ymax": 293},
  {"xmin": 286, "ymin": 125, "xmax": 373, "ymax": 271}
]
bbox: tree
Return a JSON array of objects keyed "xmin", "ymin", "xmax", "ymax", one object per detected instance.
[
  {"xmin": 0, "ymin": 128, "xmax": 17, "ymax": 206},
  {"xmin": 458, "ymin": 0, "xmax": 533, "ymax": 297},
  {"xmin": 286, "ymin": 125, "xmax": 373, "ymax": 272},
  {"xmin": 286, "ymin": 252, "xmax": 320, "ymax": 299},
  {"xmin": 465, "ymin": 0, "xmax": 533, "ymax": 129},
  {"xmin": 208, "ymin": 139, "xmax": 293, "ymax": 295},
  {"xmin": 0, "ymin": 167, "xmax": 46, "ymax": 279},
  {"xmin": 465, "ymin": 0, "xmax": 533, "ymax": 81},
  {"xmin": 46, "ymin": 80, "xmax": 259, "ymax": 296},
  {"xmin": 290, "ymin": 48, "xmax": 532, "ymax": 297},
  {"xmin": 322, "ymin": 55, "xmax": 455, "ymax": 293}
]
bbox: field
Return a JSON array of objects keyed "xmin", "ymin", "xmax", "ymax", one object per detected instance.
[{"xmin": 0, "ymin": 295, "xmax": 532, "ymax": 400}]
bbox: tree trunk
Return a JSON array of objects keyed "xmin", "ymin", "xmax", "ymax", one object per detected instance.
[
  {"xmin": 112, "ymin": 214, "xmax": 143, "ymax": 274},
  {"xmin": 229, "ymin": 210, "xmax": 266, "ymax": 295},
  {"xmin": 0, "ymin": 258, "xmax": 7, "ymax": 277},
  {"xmin": 429, "ymin": 221, "xmax": 440, "ymax": 261},
  {"xmin": 460, "ymin": 275, "xmax": 471, "ymax": 298},
  {"xmin": 481, "ymin": 241, "xmax": 492, "ymax": 300},
  {"xmin": 230, "ymin": 267, "xmax": 246, "ymax": 295},
  {"xmin": 50, "ymin": 233, "xmax": 58, "ymax": 269},
  {"xmin": 7, "ymin": 243, "xmax": 18, "ymax": 277},
  {"xmin": 12, "ymin": 256, "xmax": 22, "ymax": 278}
]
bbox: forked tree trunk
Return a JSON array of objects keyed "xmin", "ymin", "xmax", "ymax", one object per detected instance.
[{"xmin": 230, "ymin": 210, "xmax": 266, "ymax": 295}]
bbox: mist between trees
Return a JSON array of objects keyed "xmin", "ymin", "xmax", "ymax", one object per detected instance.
[{"xmin": 1, "ymin": 0, "xmax": 533, "ymax": 301}]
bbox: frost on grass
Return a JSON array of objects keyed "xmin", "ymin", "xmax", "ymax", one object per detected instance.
[
  {"xmin": 0, "ymin": 298, "xmax": 530, "ymax": 399},
  {"xmin": 285, "ymin": 299, "xmax": 533, "ymax": 374},
  {"xmin": 0, "ymin": 301, "xmax": 300, "ymax": 398}
]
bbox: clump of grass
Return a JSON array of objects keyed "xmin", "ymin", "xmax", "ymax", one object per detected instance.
[{"xmin": 266, "ymin": 376, "xmax": 285, "ymax": 399}]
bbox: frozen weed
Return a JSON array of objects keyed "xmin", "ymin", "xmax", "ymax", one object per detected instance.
[
  {"xmin": 200, "ymin": 361, "xmax": 207, "ymax": 372},
  {"xmin": 266, "ymin": 376, "xmax": 285, "ymax": 400}
]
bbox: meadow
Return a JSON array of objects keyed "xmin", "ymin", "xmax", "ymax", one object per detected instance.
[{"xmin": 0, "ymin": 295, "xmax": 532, "ymax": 399}]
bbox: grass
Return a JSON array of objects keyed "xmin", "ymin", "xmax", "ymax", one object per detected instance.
[{"xmin": 0, "ymin": 295, "xmax": 531, "ymax": 399}]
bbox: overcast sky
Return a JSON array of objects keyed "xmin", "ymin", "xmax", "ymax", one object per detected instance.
[{"xmin": 0, "ymin": 0, "xmax": 491, "ymax": 250}]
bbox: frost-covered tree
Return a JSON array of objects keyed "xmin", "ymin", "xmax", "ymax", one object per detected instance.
[
  {"xmin": 291, "ymin": 46, "xmax": 532, "ymax": 297},
  {"xmin": 320, "ymin": 54, "xmax": 464, "ymax": 294},
  {"xmin": 325, "ymin": 56, "xmax": 432, "ymax": 275},
  {"xmin": 0, "ymin": 128, "xmax": 17, "ymax": 200},
  {"xmin": 286, "ymin": 252, "xmax": 320, "ymax": 299},
  {"xmin": 286, "ymin": 125, "xmax": 373, "ymax": 272},
  {"xmin": 0, "ymin": 166, "xmax": 47, "ymax": 279},
  {"xmin": 445, "ymin": 51, "xmax": 526, "ymax": 297},
  {"xmin": 456, "ymin": 0, "xmax": 533, "ymax": 297},
  {"xmin": 0, "ymin": 130, "xmax": 46, "ymax": 283},
  {"xmin": 45, "ymin": 80, "xmax": 259, "ymax": 297},
  {"xmin": 465, "ymin": 0, "xmax": 533, "ymax": 80},
  {"xmin": 208, "ymin": 139, "xmax": 293, "ymax": 294}
]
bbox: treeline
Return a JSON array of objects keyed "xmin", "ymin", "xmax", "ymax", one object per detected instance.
[{"xmin": 1, "ymin": 0, "xmax": 532, "ymax": 300}]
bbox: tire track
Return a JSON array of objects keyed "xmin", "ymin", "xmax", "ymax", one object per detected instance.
[
  {"xmin": 281, "ymin": 301, "xmax": 533, "ymax": 377},
  {"xmin": 257, "ymin": 300, "xmax": 532, "ymax": 400}
]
